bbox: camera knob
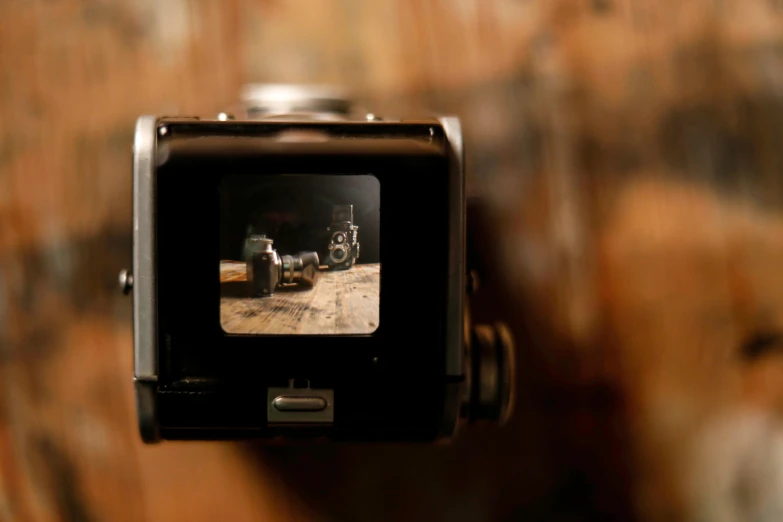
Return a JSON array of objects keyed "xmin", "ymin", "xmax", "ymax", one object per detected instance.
[
  {"xmin": 118, "ymin": 269, "xmax": 133, "ymax": 295},
  {"xmin": 240, "ymin": 83, "xmax": 353, "ymax": 119},
  {"xmin": 465, "ymin": 322, "xmax": 515, "ymax": 426}
]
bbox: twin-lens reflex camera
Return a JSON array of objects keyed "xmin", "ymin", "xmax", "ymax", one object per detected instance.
[{"xmin": 325, "ymin": 204, "xmax": 360, "ymax": 270}]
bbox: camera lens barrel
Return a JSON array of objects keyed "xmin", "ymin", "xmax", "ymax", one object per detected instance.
[
  {"xmin": 280, "ymin": 254, "xmax": 301, "ymax": 285},
  {"xmin": 280, "ymin": 252, "xmax": 320, "ymax": 287},
  {"xmin": 297, "ymin": 251, "xmax": 320, "ymax": 268},
  {"xmin": 329, "ymin": 244, "xmax": 349, "ymax": 263}
]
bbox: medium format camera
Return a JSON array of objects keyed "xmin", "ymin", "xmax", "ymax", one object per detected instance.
[
  {"xmin": 120, "ymin": 84, "xmax": 515, "ymax": 444},
  {"xmin": 245, "ymin": 235, "xmax": 319, "ymax": 297},
  {"xmin": 325, "ymin": 204, "xmax": 359, "ymax": 270}
]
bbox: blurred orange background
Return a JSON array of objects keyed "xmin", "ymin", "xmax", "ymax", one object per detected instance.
[{"xmin": 4, "ymin": 1, "xmax": 783, "ymax": 521}]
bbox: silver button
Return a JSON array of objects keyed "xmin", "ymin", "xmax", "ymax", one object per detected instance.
[
  {"xmin": 272, "ymin": 396, "xmax": 327, "ymax": 412},
  {"xmin": 118, "ymin": 269, "xmax": 133, "ymax": 295},
  {"xmin": 267, "ymin": 386, "xmax": 334, "ymax": 425}
]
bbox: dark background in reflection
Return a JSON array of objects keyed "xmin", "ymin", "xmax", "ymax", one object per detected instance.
[{"xmin": 220, "ymin": 174, "xmax": 381, "ymax": 264}]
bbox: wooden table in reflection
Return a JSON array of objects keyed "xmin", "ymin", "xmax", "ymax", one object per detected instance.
[{"xmin": 220, "ymin": 261, "xmax": 380, "ymax": 335}]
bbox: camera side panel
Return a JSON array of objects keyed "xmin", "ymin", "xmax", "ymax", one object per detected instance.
[{"xmin": 132, "ymin": 115, "xmax": 160, "ymax": 442}]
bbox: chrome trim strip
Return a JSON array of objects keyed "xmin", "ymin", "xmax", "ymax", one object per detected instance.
[
  {"xmin": 133, "ymin": 116, "xmax": 158, "ymax": 381},
  {"xmin": 439, "ymin": 116, "xmax": 465, "ymax": 378}
]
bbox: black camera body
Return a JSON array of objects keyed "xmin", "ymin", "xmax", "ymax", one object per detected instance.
[
  {"xmin": 121, "ymin": 84, "xmax": 514, "ymax": 444},
  {"xmin": 325, "ymin": 205, "xmax": 360, "ymax": 270}
]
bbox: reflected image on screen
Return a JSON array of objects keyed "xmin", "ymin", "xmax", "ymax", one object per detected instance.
[{"xmin": 219, "ymin": 174, "xmax": 380, "ymax": 335}]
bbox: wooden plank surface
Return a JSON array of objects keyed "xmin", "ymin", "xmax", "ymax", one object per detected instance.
[{"xmin": 220, "ymin": 262, "xmax": 380, "ymax": 335}]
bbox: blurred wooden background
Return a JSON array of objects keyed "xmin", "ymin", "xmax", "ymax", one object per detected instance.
[{"xmin": 3, "ymin": 1, "xmax": 783, "ymax": 521}]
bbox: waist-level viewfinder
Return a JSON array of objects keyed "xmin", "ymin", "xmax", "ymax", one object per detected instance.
[{"xmin": 121, "ymin": 83, "xmax": 515, "ymax": 444}]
